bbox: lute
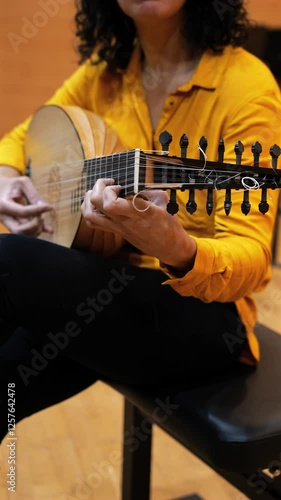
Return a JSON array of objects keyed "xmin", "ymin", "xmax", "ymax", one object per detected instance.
[{"xmin": 24, "ymin": 104, "xmax": 281, "ymax": 250}]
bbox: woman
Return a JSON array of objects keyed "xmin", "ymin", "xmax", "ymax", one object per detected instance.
[{"xmin": 0, "ymin": 0, "xmax": 281, "ymax": 440}]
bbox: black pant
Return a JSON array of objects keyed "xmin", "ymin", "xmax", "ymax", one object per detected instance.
[{"xmin": 0, "ymin": 234, "xmax": 247, "ymax": 442}]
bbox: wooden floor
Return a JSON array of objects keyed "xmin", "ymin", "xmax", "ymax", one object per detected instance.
[{"xmin": 0, "ymin": 268, "xmax": 280, "ymax": 500}]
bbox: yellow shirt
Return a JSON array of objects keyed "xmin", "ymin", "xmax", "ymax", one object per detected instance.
[{"xmin": 1, "ymin": 45, "xmax": 281, "ymax": 364}]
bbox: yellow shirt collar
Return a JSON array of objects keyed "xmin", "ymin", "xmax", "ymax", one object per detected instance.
[{"xmin": 123, "ymin": 42, "xmax": 234, "ymax": 92}]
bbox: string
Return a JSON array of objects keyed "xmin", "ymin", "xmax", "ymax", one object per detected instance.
[
  {"xmin": 197, "ymin": 143, "xmax": 207, "ymax": 169},
  {"xmin": 28, "ymin": 149, "xmax": 278, "ymax": 214},
  {"xmin": 33, "ymin": 162, "xmax": 248, "ymax": 193},
  {"xmin": 214, "ymin": 172, "xmax": 264, "ymax": 190},
  {"xmin": 132, "ymin": 191, "xmax": 152, "ymax": 212},
  {"xmin": 41, "ymin": 174, "xmax": 263, "ymax": 218},
  {"xmin": 241, "ymin": 176, "xmax": 260, "ymax": 190},
  {"xmin": 37, "ymin": 174, "xmax": 270, "ymax": 213},
  {"xmin": 29, "ymin": 149, "xmax": 275, "ymax": 192}
]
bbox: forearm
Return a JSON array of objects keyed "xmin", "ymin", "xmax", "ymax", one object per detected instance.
[
  {"xmin": 162, "ymin": 185, "xmax": 279, "ymax": 302},
  {"xmin": 0, "ymin": 166, "xmax": 21, "ymax": 177}
]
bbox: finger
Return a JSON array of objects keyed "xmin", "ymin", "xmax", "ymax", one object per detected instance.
[
  {"xmin": 3, "ymin": 199, "xmax": 53, "ymax": 219},
  {"xmin": 88, "ymin": 178, "xmax": 116, "ymax": 204},
  {"xmin": 90, "ymin": 178, "xmax": 116, "ymax": 192},
  {"xmin": 12, "ymin": 176, "xmax": 50, "ymax": 206},
  {"xmin": 83, "ymin": 207, "xmax": 110, "ymax": 229},
  {"xmin": 81, "ymin": 195, "xmax": 107, "ymax": 226},
  {"xmin": 102, "ymin": 184, "xmax": 122, "ymax": 211},
  {"xmin": 90, "ymin": 178, "xmax": 121, "ymax": 206},
  {"xmin": 6, "ymin": 217, "xmax": 44, "ymax": 237},
  {"xmin": 84, "ymin": 182, "xmax": 121, "ymax": 214},
  {"xmin": 81, "ymin": 191, "xmax": 97, "ymax": 216},
  {"xmin": 23, "ymin": 212, "xmax": 54, "ymax": 234},
  {"xmin": 42, "ymin": 221, "xmax": 54, "ymax": 234}
]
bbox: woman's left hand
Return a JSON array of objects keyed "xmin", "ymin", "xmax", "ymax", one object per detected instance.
[{"xmin": 81, "ymin": 178, "xmax": 197, "ymax": 273}]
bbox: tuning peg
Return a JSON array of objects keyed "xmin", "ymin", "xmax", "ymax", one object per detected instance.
[
  {"xmin": 241, "ymin": 190, "xmax": 251, "ymax": 215},
  {"xmin": 199, "ymin": 136, "xmax": 208, "ymax": 160},
  {"xmin": 159, "ymin": 130, "xmax": 172, "ymax": 153},
  {"xmin": 206, "ymin": 189, "xmax": 214, "ymax": 215},
  {"xmin": 179, "ymin": 134, "xmax": 189, "ymax": 184},
  {"xmin": 270, "ymin": 144, "xmax": 281, "ymax": 169},
  {"xmin": 179, "ymin": 134, "xmax": 189, "ymax": 158},
  {"xmin": 167, "ymin": 188, "xmax": 179, "ymax": 215},
  {"xmin": 251, "ymin": 141, "xmax": 262, "ymax": 167},
  {"xmin": 224, "ymin": 188, "xmax": 232, "ymax": 215},
  {"xmin": 186, "ymin": 189, "xmax": 197, "ymax": 214},
  {"xmin": 258, "ymin": 187, "xmax": 269, "ymax": 214},
  {"xmin": 234, "ymin": 141, "xmax": 244, "ymax": 165},
  {"xmin": 217, "ymin": 137, "xmax": 225, "ymax": 163}
]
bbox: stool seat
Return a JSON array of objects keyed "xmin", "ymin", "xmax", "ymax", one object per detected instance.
[{"xmin": 106, "ymin": 324, "xmax": 281, "ymax": 499}]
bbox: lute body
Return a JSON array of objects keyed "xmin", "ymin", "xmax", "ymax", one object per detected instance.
[{"xmin": 25, "ymin": 104, "xmax": 125, "ymax": 251}]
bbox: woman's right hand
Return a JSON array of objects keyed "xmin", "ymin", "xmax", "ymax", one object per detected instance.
[{"xmin": 0, "ymin": 174, "xmax": 53, "ymax": 237}]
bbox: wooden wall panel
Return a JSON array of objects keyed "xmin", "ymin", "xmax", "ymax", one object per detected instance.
[
  {"xmin": 0, "ymin": 1, "xmax": 77, "ymax": 233},
  {"xmin": 0, "ymin": 0, "xmax": 280, "ymax": 140},
  {"xmin": 0, "ymin": 0, "xmax": 77, "ymax": 136},
  {"xmin": 247, "ymin": 0, "xmax": 281, "ymax": 27}
]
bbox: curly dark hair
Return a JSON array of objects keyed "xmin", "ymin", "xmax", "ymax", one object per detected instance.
[{"xmin": 74, "ymin": 0, "xmax": 250, "ymax": 70}]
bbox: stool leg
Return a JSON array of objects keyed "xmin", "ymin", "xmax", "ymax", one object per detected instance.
[{"xmin": 121, "ymin": 398, "xmax": 152, "ymax": 500}]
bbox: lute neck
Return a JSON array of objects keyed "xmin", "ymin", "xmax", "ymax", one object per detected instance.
[{"xmin": 84, "ymin": 149, "xmax": 141, "ymax": 197}]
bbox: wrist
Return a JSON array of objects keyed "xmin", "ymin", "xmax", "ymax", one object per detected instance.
[{"xmin": 160, "ymin": 237, "xmax": 197, "ymax": 278}]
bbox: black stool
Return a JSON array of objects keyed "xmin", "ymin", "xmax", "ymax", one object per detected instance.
[{"xmin": 107, "ymin": 324, "xmax": 281, "ymax": 500}]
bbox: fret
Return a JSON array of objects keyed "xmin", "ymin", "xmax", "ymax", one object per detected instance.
[
  {"xmin": 104, "ymin": 152, "xmax": 110, "ymax": 178},
  {"xmin": 96, "ymin": 154, "xmax": 102, "ymax": 183},
  {"xmin": 118, "ymin": 151, "xmax": 127, "ymax": 195},
  {"xmin": 100, "ymin": 154, "xmax": 105, "ymax": 179}
]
